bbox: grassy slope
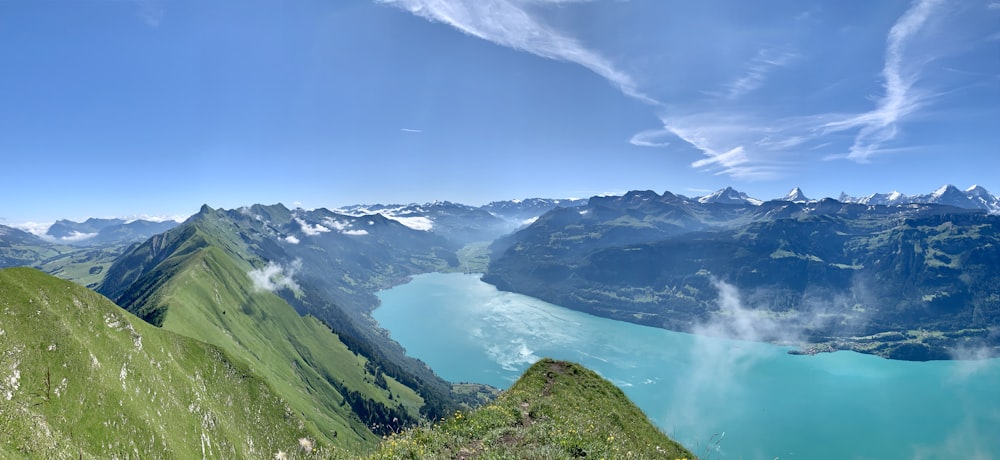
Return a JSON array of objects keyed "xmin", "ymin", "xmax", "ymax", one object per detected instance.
[
  {"xmin": 152, "ymin": 244, "xmax": 423, "ymax": 449},
  {"xmin": 0, "ymin": 267, "xmax": 316, "ymax": 459},
  {"xmin": 369, "ymin": 359, "xmax": 695, "ymax": 460},
  {"xmin": 101, "ymin": 212, "xmax": 424, "ymax": 451}
]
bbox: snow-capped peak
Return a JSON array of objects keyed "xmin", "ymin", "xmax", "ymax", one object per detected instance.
[
  {"xmin": 931, "ymin": 184, "xmax": 959, "ymax": 198},
  {"xmin": 698, "ymin": 187, "xmax": 762, "ymax": 205},
  {"xmin": 782, "ymin": 187, "xmax": 809, "ymax": 203}
]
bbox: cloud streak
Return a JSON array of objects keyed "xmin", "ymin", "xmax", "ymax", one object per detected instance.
[
  {"xmin": 823, "ymin": 0, "xmax": 945, "ymax": 162},
  {"xmin": 719, "ymin": 48, "xmax": 798, "ymax": 100},
  {"xmin": 376, "ymin": 0, "xmax": 658, "ymax": 104}
]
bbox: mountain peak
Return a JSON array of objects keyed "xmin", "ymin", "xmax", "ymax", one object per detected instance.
[
  {"xmin": 783, "ymin": 187, "xmax": 809, "ymax": 203},
  {"xmin": 967, "ymin": 184, "xmax": 991, "ymax": 195},
  {"xmin": 931, "ymin": 184, "xmax": 960, "ymax": 198},
  {"xmin": 698, "ymin": 187, "xmax": 762, "ymax": 205}
]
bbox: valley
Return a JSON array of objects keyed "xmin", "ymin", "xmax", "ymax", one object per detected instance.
[{"xmin": 1, "ymin": 185, "xmax": 998, "ymax": 457}]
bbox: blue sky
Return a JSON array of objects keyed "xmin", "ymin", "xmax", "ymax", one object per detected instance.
[{"xmin": 1, "ymin": 0, "xmax": 998, "ymax": 224}]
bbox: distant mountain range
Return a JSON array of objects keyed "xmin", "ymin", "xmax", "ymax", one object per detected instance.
[
  {"xmin": 485, "ymin": 188, "xmax": 1000, "ymax": 360},
  {"xmin": 45, "ymin": 217, "xmax": 180, "ymax": 245},
  {"xmin": 656, "ymin": 184, "xmax": 1000, "ymax": 213},
  {"xmin": 838, "ymin": 184, "xmax": 1000, "ymax": 213}
]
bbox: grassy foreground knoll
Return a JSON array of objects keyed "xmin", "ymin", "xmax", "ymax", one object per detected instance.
[
  {"xmin": 0, "ymin": 267, "xmax": 318, "ymax": 458},
  {"xmin": 368, "ymin": 358, "xmax": 695, "ymax": 460}
]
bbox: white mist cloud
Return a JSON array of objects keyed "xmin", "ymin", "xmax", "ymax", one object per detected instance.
[
  {"xmin": 284, "ymin": 235, "xmax": 300, "ymax": 244},
  {"xmin": 342, "ymin": 229, "xmax": 370, "ymax": 236},
  {"xmin": 248, "ymin": 259, "xmax": 302, "ymax": 293},
  {"xmin": 294, "ymin": 217, "xmax": 330, "ymax": 236},
  {"xmin": 385, "ymin": 215, "xmax": 434, "ymax": 231},
  {"xmin": 10, "ymin": 222, "xmax": 54, "ymax": 238},
  {"xmin": 60, "ymin": 231, "xmax": 97, "ymax": 242}
]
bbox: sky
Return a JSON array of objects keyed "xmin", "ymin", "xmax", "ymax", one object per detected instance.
[{"xmin": 1, "ymin": 0, "xmax": 998, "ymax": 224}]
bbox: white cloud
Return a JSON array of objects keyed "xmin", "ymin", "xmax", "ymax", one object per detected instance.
[
  {"xmin": 376, "ymin": 0, "xmax": 658, "ymax": 104},
  {"xmin": 294, "ymin": 217, "xmax": 330, "ymax": 236},
  {"xmin": 719, "ymin": 48, "xmax": 798, "ymax": 100},
  {"xmin": 823, "ymin": 0, "xmax": 945, "ymax": 162},
  {"xmin": 248, "ymin": 260, "xmax": 302, "ymax": 293},
  {"xmin": 658, "ymin": 113, "xmax": 815, "ymax": 180},
  {"xmin": 400, "ymin": 128, "xmax": 423, "ymax": 133},
  {"xmin": 628, "ymin": 128, "xmax": 672, "ymax": 148},
  {"xmin": 122, "ymin": 214, "xmax": 188, "ymax": 224},
  {"xmin": 135, "ymin": 0, "xmax": 164, "ymax": 27},
  {"xmin": 60, "ymin": 231, "xmax": 97, "ymax": 242},
  {"xmin": 10, "ymin": 222, "xmax": 53, "ymax": 238},
  {"xmin": 384, "ymin": 214, "xmax": 434, "ymax": 231},
  {"xmin": 342, "ymin": 229, "xmax": 370, "ymax": 236},
  {"xmin": 322, "ymin": 218, "xmax": 350, "ymax": 231},
  {"xmin": 284, "ymin": 235, "xmax": 300, "ymax": 244}
]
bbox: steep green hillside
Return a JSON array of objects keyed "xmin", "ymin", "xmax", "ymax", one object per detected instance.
[
  {"xmin": 0, "ymin": 268, "xmax": 317, "ymax": 459},
  {"xmin": 368, "ymin": 359, "xmax": 695, "ymax": 460},
  {"xmin": 96, "ymin": 206, "xmax": 455, "ymax": 449}
]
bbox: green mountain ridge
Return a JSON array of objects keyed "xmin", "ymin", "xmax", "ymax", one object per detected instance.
[
  {"xmin": 94, "ymin": 205, "xmax": 436, "ymax": 448},
  {"xmin": 0, "ymin": 267, "xmax": 317, "ymax": 458}
]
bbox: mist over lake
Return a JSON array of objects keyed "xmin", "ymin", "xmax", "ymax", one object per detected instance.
[{"xmin": 375, "ymin": 272, "xmax": 1000, "ymax": 460}]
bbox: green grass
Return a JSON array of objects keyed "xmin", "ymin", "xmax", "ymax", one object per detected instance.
[
  {"xmin": 0, "ymin": 267, "xmax": 320, "ymax": 459},
  {"xmin": 0, "ymin": 271, "xmax": 695, "ymax": 459},
  {"xmin": 138, "ymin": 244, "xmax": 424, "ymax": 450},
  {"xmin": 97, "ymin": 213, "xmax": 431, "ymax": 449},
  {"xmin": 367, "ymin": 359, "xmax": 696, "ymax": 460}
]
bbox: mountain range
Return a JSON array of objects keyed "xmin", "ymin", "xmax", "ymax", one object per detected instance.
[
  {"xmin": 485, "ymin": 189, "xmax": 1000, "ymax": 360},
  {"xmin": 1, "ymin": 186, "xmax": 998, "ymax": 455}
]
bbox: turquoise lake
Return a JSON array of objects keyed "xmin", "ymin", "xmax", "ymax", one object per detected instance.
[{"xmin": 374, "ymin": 272, "xmax": 1000, "ymax": 460}]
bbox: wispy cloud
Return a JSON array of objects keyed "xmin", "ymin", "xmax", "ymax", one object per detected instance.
[
  {"xmin": 654, "ymin": 0, "xmax": 950, "ymax": 178},
  {"xmin": 823, "ymin": 0, "xmax": 945, "ymax": 162},
  {"xmin": 135, "ymin": 0, "xmax": 165, "ymax": 27},
  {"xmin": 376, "ymin": 0, "xmax": 658, "ymax": 104},
  {"xmin": 655, "ymin": 112, "xmax": 828, "ymax": 179},
  {"xmin": 628, "ymin": 128, "xmax": 671, "ymax": 148},
  {"xmin": 719, "ymin": 47, "xmax": 798, "ymax": 100},
  {"xmin": 400, "ymin": 128, "xmax": 423, "ymax": 133}
]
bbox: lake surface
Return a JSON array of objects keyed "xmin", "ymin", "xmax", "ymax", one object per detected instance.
[{"xmin": 374, "ymin": 273, "xmax": 1000, "ymax": 460}]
